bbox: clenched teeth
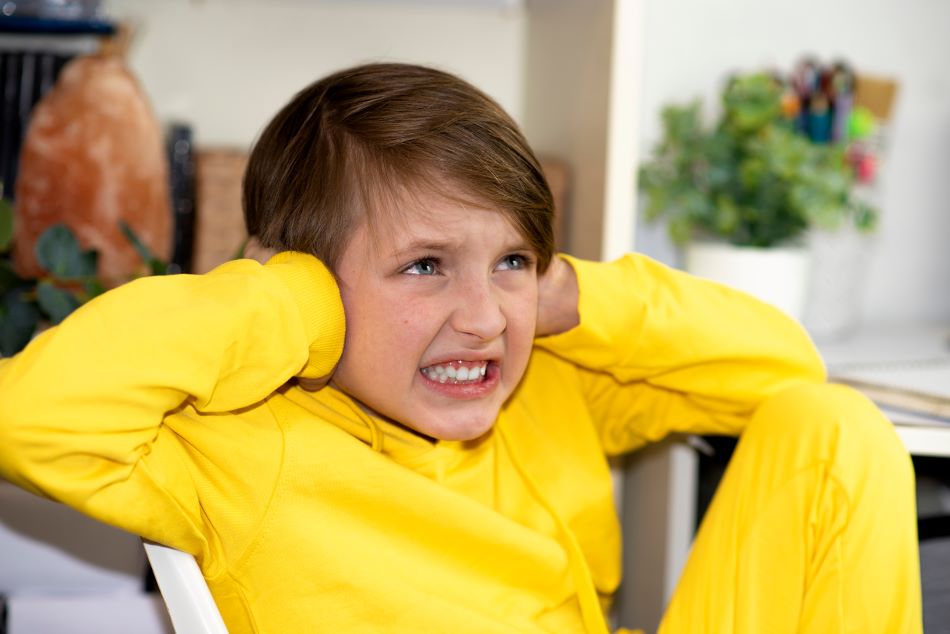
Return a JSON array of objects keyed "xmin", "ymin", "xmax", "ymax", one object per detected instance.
[{"xmin": 421, "ymin": 361, "xmax": 489, "ymax": 384}]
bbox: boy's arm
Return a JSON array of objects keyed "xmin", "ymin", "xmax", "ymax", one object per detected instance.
[
  {"xmin": 0, "ymin": 252, "xmax": 344, "ymax": 554},
  {"xmin": 534, "ymin": 253, "xmax": 826, "ymax": 454}
]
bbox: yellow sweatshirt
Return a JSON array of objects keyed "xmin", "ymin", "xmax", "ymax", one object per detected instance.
[{"xmin": 0, "ymin": 252, "xmax": 824, "ymax": 633}]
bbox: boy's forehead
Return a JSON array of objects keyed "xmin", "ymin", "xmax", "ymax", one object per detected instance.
[{"xmin": 360, "ymin": 192, "xmax": 523, "ymax": 256}]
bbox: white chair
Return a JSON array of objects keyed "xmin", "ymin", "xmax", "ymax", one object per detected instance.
[{"xmin": 143, "ymin": 541, "xmax": 229, "ymax": 634}]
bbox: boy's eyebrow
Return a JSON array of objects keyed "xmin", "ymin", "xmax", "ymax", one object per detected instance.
[
  {"xmin": 392, "ymin": 237, "xmax": 534, "ymax": 258},
  {"xmin": 394, "ymin": 238, "xmax": 461, "ymax": 255}
]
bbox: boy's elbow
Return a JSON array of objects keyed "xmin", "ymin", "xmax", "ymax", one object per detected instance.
[
  {"xmin": 784, "ymin": 318, "xmax": 828, "ymax": 385},
  {"xmin": 0, "ymin": 398, "xmax": 24, "ymax": 473},
  {"xmin": 0, "ymin": 376, "xmax": 45, "ymax": 487},
  {"xmin": 800, "ymin": 345, "xmax": 829, "ymax": 384},
  {"xmin": 807, "ymin": 335, "xmax": 830, "ymax": 383}
]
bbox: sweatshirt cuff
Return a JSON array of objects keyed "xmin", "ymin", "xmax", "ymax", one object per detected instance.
[
  {"xmin": 536, "ymin": 254, "xmax": 646, "ymax": 368},
  {"xmin": 263, "ymin": 251, "xmax": 346, "ymax": 379}
]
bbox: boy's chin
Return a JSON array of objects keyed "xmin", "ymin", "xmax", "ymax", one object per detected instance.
[
  {"xmin": 337, "ymin": 388, "xmax": 500, "ymax": 443},
  {"xmin": 406, "ymin": 409, "xmax": 499, "ymax": 443}
]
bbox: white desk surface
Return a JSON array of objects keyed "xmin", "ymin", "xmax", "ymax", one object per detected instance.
[
  {"xmin": 816, "ymin": 324, "xmax": 950, "ymax": 458},
  {"xmin": 893, "ymin": 425, "xmax": 950, "ymax": 458}
]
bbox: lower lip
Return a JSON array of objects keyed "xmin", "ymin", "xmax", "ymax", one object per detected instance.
[{"xmin": 418, "ymin": 363, "xmax": 501, "ymax": 400}]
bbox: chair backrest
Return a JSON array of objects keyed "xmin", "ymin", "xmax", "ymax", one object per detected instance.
[{"xmin": 143, "ymin": 541, "xmax": 229, "ymax": 634}]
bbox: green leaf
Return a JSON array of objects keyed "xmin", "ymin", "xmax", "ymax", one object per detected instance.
[
  {"xmin": 852, "ymin": 201, "xmax": 879, "ymax": 233},
  {"xmin": 0, "ymin": 197, "xmax": 12, "ymax": 253},
  {"xmin": 0, "ymin": 290, "xmax": 40, "ymax": 356},
  {"xmin": 0, "ymin": 259, "xmax": 21, "ymax": 294},
  {"xmin": 119, "ymin": 220, "xmax": 167, "ymax": 276},
  {"xmin": 712, "ymin": 195, "xmax": 740, "ymax": 235},
  {"xmin": 668, "ymin": 216, "xmax": 693, "ymax": 245},
  {"xmin": 83, "ymin": 277, "xmax": 106, "ymax": 300},
  {"xmin": 233, "ymin": 237, "xmax": 249, "ymax": 261},
  {"xmin": 36, "ymin": 280, "xmax": 81, "ymax": 325},
  {"xmin": 722, "ymin": 74, "xmax": 783, "ymax": 134},
  {"xmin": 34, "ymin": 225, "xmax": 98, "ymax": 279},
  {"xmin": 118, "ymin": 219, "xmax": 153, "ymax": 264}
]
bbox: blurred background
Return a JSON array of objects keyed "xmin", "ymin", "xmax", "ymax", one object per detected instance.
[
  {"xmin": 111, "ymin": 0, "xmax": 950, "ymax": 328},
  {"xmin": 3, "ymin": 0, "xmax": 949, "ymax": 327}
]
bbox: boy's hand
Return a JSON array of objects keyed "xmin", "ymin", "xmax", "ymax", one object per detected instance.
[
  {"xmin": 245, "ymin": 236, "xmax": 335, "ymax": 392},
  {"xmin": 535, "ymin": 255, "xmax": 579, "ymax": 337}
]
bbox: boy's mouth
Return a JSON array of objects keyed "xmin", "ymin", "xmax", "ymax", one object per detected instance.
[{"xmin": 420, "ymin": 360, "xmax": 490, "ymax": 384}]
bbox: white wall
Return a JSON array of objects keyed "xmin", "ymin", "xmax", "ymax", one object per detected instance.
[
  {"xmin": 522, "ymin": 0, "xmax": 614, "ymax": 259},
  {"xmin": 635, "ymin": 0, "xmax": 950, "ymax": 325},
  {"xmin": 102, "ymin": 0, "xmax": 526, "ymax": 148}
]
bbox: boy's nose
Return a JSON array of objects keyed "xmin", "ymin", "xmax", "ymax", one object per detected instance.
[{"xmin": 449, "ymin": 278, "xmax": 506, "ymax": 342}]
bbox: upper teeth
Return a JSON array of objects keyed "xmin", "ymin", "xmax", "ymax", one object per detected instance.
[{"xmin": 422, "ymin": 362, "xmax": 488, "ymax": 383}]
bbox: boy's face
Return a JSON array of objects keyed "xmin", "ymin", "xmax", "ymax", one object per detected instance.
[{"xmin": 331, "ymin": 190, "xmax": 539, "ymax": 441}]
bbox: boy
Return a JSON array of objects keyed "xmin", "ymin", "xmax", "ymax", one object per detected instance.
[{"xmin": 0, "ymin": 63, "xmax": 921, "ymax": 633}]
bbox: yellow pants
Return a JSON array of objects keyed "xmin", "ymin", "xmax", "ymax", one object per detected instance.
[{"xmin": 658, "ymin": 383, "xmax": 922, "ymax": 633}]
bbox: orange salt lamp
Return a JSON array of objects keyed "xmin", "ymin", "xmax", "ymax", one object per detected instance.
[{"xmin": 13, "ymin": 54, "xmax": 171, "ymax": 285}]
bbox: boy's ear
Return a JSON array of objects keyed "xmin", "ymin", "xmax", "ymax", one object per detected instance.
[{"xmin": 244, "ymin": 236, "xmax": 278, "ymax": 265}]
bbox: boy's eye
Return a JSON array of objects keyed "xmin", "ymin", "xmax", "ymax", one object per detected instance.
[
  {"xmin": 403, "ymin": 258, "xmax": 439, "ymax": 276},
  {"xmin": 497, "ymin": 254, "xmax": 531, "ymax": 271}
]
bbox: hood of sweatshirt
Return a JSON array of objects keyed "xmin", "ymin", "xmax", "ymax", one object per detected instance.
[
  {"xmin": 281, "ymin": 382, "xmax": 613, "ymax": 634},
  {"xmin": 283, "ymin": 384, "xmax": 486, "ymax": 480}
]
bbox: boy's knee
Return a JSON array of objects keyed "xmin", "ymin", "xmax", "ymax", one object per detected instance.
[
  {"xmin": 750, "ymin": 382, "xmax": 911, "ymax": 480},
  {"xmin": 754, "ymin": 382, "xmax": 884, "ymax": 436}
]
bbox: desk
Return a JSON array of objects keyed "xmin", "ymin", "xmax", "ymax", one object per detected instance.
[
  {"xmin": 893, "ymin": 425, "xmax": 950, "ymax": 458},
  {"xmin": 819, "ymin": 323, "xmax": 950, "ymax": 458},
  {"xmin": 617, "ymin": 323, "xmax": 950, "ymax": 631}
]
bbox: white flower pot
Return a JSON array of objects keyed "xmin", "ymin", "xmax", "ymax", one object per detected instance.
[
  {"xmin": 802, "ymin": 225, "xmax": 870, "ymax": 341},
  {"xmin": 684, "ymin": 242, "xmax": 811, "ymax": 321}
]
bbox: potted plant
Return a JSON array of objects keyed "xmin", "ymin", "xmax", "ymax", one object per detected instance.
[
  {"xmin": 639, "ymin": 72, "xmax": 876, "ymax": 319},
  {"xmin": 0, "ymin": 193, "xmax": 165, "ymax": 357}
]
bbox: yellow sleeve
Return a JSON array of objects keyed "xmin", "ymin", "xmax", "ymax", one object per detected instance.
[
  {"xmin": 0, "ymin": 251, "xmax": 344, "ymax": 555},
  {"xmin": 534, "ymin": 253, "xmax": 826, "ymax": 455}
]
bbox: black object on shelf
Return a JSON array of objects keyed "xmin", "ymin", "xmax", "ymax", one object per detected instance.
[
  {"xmin": 916, "ymin": 455, "xmax": 950, "ymax": 541},
  {"xmin": 695, "ymin": 435, "xmax": 737, "ymax": 530},
  {"xmin": 0, "ymin": 15, "xmax": 115, "ymax": 36},
  {"xmin": 919, "ymin": 516, "xmax": 950, "ymax": 541},
  {"xmin": 0, "ymin": 50, "xmax": 22, "ymax": 196},
  {"xmin": 0, "ymin": 39, "xmax": 78, "ymax": 200},
  {"xmin": 167, "ymin": 123, "xmax": 196, "ymax": 274}
]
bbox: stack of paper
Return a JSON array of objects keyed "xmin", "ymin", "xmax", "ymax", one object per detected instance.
[
  {"xmin": 821, "ymin": 325, "xmax": 950, "ymax": 427},
  {"xmin": 833, "ymin": 359, "xmax": 950, "ymax": 424}
]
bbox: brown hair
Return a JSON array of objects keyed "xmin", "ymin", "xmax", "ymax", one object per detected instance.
[{"xmin": 242, "ymin": 63, "xmax": 554, "ymax": 272}]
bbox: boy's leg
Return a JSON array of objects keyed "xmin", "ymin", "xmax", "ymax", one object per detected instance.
[{"xmin": 658, "ymin": 383, "xmax": 922, "ymax": 634}]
